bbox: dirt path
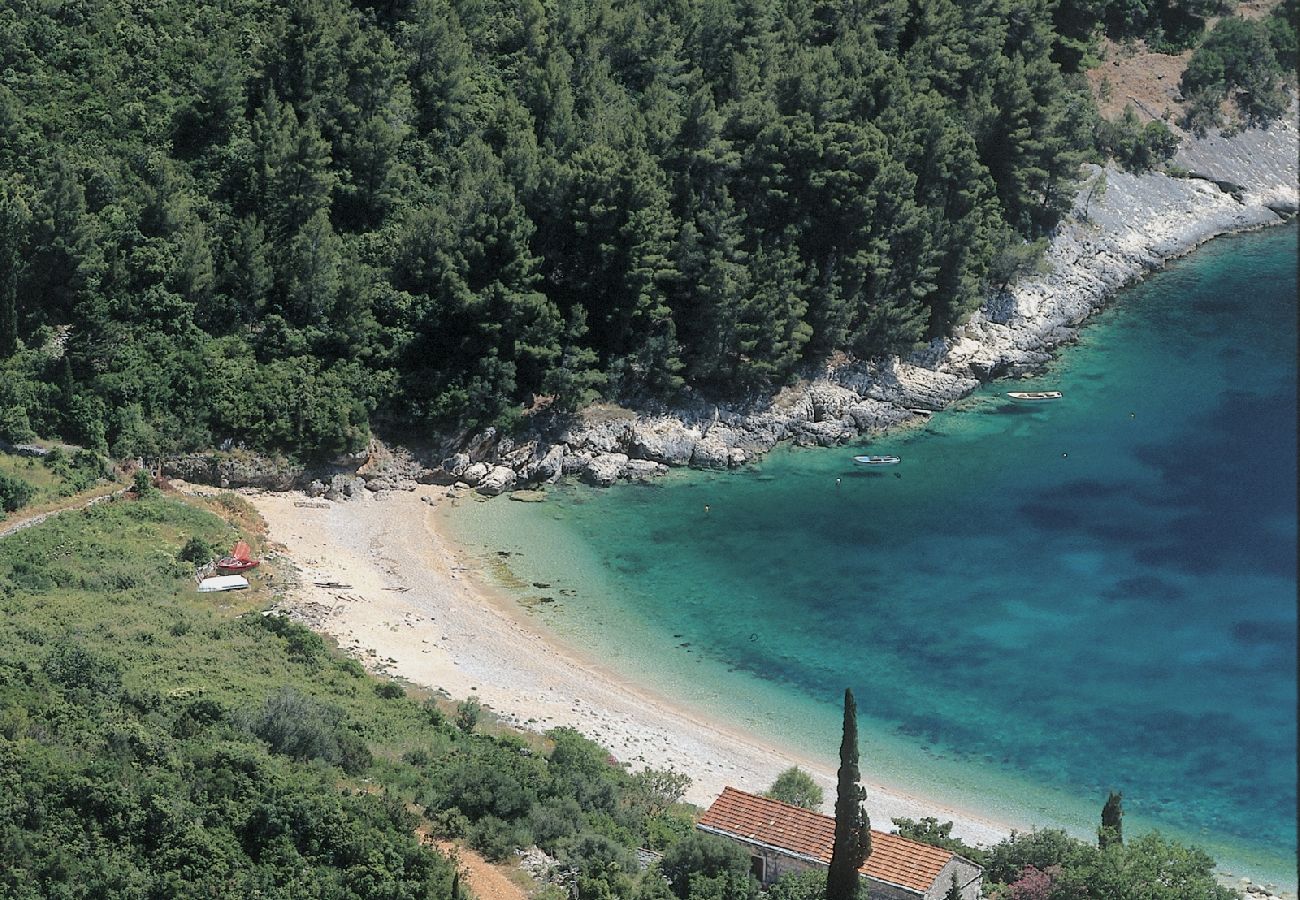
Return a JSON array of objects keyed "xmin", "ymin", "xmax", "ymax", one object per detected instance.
[
  {"xmin": 429, "ymin": 839, "xmax": 531, "ymax": 900},
  {"xmin": 0, "ymin": 485, "xmax": 122, "ymax": 540}
]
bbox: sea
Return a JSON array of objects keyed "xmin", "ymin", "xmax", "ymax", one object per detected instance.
[{"xmin": 445, "ymin": 222, "xmax": 1298, "ymax": 888}]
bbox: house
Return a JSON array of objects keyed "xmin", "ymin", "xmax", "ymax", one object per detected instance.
[{"xmin": 697, "ymin": 787, "xmax": 982, "ymax": 900}]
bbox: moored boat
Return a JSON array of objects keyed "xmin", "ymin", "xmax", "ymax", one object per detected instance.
[
  {"xmin": 853, "ymin": 454, "xmax": 901, "ymax": 466},
  {"xmin": 198, "ymin": 574, "xmax": 249, "ymax": 592},
  {"xmin": 215, "ymin": 539, "xmax": 260, "ymax": 575},
  {"xmin": 1005, "ymin": 390, "xmax": 1062, "ymax": 402}
]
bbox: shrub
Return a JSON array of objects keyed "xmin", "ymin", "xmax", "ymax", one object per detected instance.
[
  {"xmin": 658, "ymin": 831, "xmax": 752, "ymax": 898},
  {"xmin": 428, "ymin": 752, "xmax": 541, "ymax": 822},
  {"xmin": 178, "ymin": 536, "xmax": 216, "ymax": 565},
  {"xmin": 528, "ymin": 796, "xmax": 586, "ymax": 851},
  {"xmin": 246, "ymin": 686, "xmax": 370, "ymax": 774},
  {"xmin": 763, "ymin": 767, "xmax": 823, "ymax": 810},
  {"xmin": 456, "ymin": 696, "xmax": 482, "ymax": 733},
  {"xmin": 131, "ymin": 469, "xmax": 155, "ymax": 497},
  {"xmin": 374, "ymin": 681, "xmax": 405, "ymax": 700},
  {"xmin": 251, "ymin": 614, "xmax": 324, "ymax": 664},
  {"xmin": 470, "ymin": 815, "xmax": 535, "ymax": 861},
  {"xmin": 1096, "ymin": 107, "xmax": 1179, "ymax": 172},
  {"xmin": 766, "ymin": 870, "xmax": 827, "ymax": 900},
  {"xmin": 0, "ymin": 470, "xmax": 35, "ymax": 512},
  {"xmin": 42, "ymin": 640, "xmax": 123, "ymax": 697}
]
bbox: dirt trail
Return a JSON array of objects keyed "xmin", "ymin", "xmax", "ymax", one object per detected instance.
[
  {"xmin": 0, "ymin": 486, "xmax": 122, "ymax": 540},
  {"xmin": 429, "ymin": 838, "xmax": 531, "ymax": 900}
]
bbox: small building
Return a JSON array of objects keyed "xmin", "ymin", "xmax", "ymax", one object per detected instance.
[{"xmin": 698, "ymin": 787, "xmax": 982, "ymax": 900}]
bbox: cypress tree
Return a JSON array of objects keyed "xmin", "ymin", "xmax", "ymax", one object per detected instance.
[
  {"xmin": 1099, "ymin": 790, "xmax": 1123, "ymax": 848},
  {"xmin": 826, "ymin": 688, "xmax": 870, "ymax": 900}
]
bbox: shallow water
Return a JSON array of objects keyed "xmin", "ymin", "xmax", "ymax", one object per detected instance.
[{"xmin": 447, "ymin": 223, "xmax": 1298, "ymax": 886}]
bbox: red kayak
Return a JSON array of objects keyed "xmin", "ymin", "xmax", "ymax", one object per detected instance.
[{"xmin": 216, "ymin": 540, "xmax": 260, "ymax": 575}]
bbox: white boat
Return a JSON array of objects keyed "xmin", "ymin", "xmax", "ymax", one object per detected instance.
[
  {"xmin": 198, "ymin": 574, "xmax": 250, "ymax": 592},
  {"xmin": 853, "ymin": 455, "xmax": 901, "ymax": 466},
  {"xmin": 1005, "ymin": 391, "xmax": 1062, "ymax": 402}
]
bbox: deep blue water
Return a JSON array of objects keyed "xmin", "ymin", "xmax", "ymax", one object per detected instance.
[{"xmin": 447, "ymin": 223, "xmax": 1297, "ymax": 884}]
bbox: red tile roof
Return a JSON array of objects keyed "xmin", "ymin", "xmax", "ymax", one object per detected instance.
[{"xmin": 698, "ymin": 786, "xmax": 957, "ymax": 894}]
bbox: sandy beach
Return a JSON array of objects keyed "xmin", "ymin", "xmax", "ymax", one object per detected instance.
[{"xmin": 246, "ymin": 485, "xmax": 1014, "ymax": 848}]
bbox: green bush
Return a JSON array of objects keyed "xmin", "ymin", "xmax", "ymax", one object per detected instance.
[
  {"xmin": 374, "ymin": 681, "xmax": 406, "ymax": 700},
  {"xmin": 1096, "ymin": 107, "xmax": 1180, "ymax": 172},
  {"xmin": 1181, "ymin": 17, "xmax": 1288, "ymax": 130},
  {"xmin": 765, "ymin": 870, "xmax": 827, "ymax": 900},
  {"xmin": 470, "ymin": 815, "xmax": 535, "ymax": 861},
  {"xmin": 42, "ymin": 640, "xmax": 124, "ymax": 697},
  {"xmin": 245, "ymin": 686, "xmax": 371, "ymax": 775},
  {"xmin": 763, "ymin": 767, "xmax": 823, "ymax": 810},
  {"xmin": 178, "ymin": 536, "xmax": 217, "ymax": 565},
  {"xmin": 0, "ymin": 470, "xmax": 35, "ymax": 512},
  {"xmin": 456, "ymin": 696, "xmax": 482, "ymax": 733},
  {"xmin": 658, "ymin": 831, "xmax": 753, "ymax": 899},
  {"xmin": 250, "ymin": 614, "xmax": 325, "ymax": 664}
]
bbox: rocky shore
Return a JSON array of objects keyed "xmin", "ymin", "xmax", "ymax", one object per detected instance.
[{"xmin": 168, "ymin": 114, "xmax": 1298, "ymax": 498}]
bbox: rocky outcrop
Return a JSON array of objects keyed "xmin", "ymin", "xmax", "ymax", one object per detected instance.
[
  {"xmin": 476, "ymin": 465, "xmax": 517, "ymax": 496},
  {"xmin": 583, "ymin": 453, "xmax": 629, "ymax": 486},
  {"xmin": 163, "ymin": 451, "xmax": 303, "ymax": 490},
  {"xmin": 629, "ymin": 419, "xmax": 700, "ymax": 466}
]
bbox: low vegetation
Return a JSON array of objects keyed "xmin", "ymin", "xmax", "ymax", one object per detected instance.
[
  {"xmin": 0, "ymin": 447, "xmax": 109, "ymax": 517},
  {"xmin": 0, "ymin": 494, "xmax": 776, "ymax": 899}
]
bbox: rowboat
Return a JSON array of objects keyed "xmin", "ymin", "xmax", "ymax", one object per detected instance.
[
  {"xmin": 216, "ymin": 539, "xmax": 260, "ymax": 575},
  {"xmin": 853, "ymin": 455, "xmax": 901, "ymax": 466},
  {"xmin": 1005, "ymin": 391, "xmax": 1062, "ymax": 402}
]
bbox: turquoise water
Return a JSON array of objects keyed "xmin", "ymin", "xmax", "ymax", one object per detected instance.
[{"xmin": 446, "ymin": 224, "xmax": 1298, "ymax": 885}]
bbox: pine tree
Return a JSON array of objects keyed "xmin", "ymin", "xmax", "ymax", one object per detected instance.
[
  {"xmin": 944, "ymin": 870, "xmax": 963, "ymax": 900},
  {"xmin": 826, "ymin": 688, "xmax": 870, "ymax": 900},
  {"xmin": 1099, "ymin": 790, "xmax": 1123, "ymax": 849}
]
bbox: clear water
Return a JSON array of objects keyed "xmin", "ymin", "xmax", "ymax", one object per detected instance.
[{"xmin": 447, "ymin": 223, "xmax": 1298, "ymax": 886}]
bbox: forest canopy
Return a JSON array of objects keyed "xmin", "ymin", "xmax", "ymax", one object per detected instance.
[{"xmin": 0, "ymin": 0, "xmax": 1289, "ymax": 459}]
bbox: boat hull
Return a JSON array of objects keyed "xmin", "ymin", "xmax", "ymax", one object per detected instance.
[
  {"xmin": 1006, "ymin": 391, "xmax": 1062, "ymax": 402},
  {"xmin": 216, "ymin": 558, "xmax": 260, "ymax": 575},
  {"xmin": 853, "ymin": 455, "xmax": 901, "ymax": 466}
]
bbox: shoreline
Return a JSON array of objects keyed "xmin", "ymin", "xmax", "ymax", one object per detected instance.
[
  {"xmin": 246, "ymin": 480, "xmax": 1297, "ymax": 896},
  {"xmin": 247, "ymin": 485, "xmax": 1015, "ymax": 848}
]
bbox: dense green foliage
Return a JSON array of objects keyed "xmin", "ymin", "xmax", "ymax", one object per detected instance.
[
  {"xmin": 982, "ymin": 828, "xmax": 1239, "ymax": 899},
  {"xmin": 1180, "ymin": 11, "xmax": 1295, "ymax": 133},
  {"xmin": 1095, "ymin": 107, "xmax": 1179, "ymax": 172},
  {"xmin": 763, "ymin": 766, "xmax": 824, "ymax": 810},
  {"xmin": 0, "ymin": 0, "xmax": 1116, "ymax": 461},
  {"xmin": 1099, "ymin": 790, "xmax": 1123, "ymax": 849},
  {"xmin": 1098, "ymin": 0, "xmax": 1230, "ymax": 51},
  {"xmin": 891, "ymin": 816, "xmax": 989, "ymax": 865}
]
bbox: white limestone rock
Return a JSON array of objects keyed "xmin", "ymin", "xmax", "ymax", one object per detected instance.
[
  {"xmin": 583, "ymin": 453, "xmax": 629, "ymax": 486},
  {"xmin": 461, "ymin": 462, "xmax": 490, "ymax": 486},
  {"xmin": 477, "ymin": 465, "xmax": 517, "ymax": 496},
  {"xmin": 625, "ymin": 459, "xmax": 670, "ymax": 481},
  {"xmin": 629, "ymin": 419, "xmax": 701, "ymax": 466}
]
